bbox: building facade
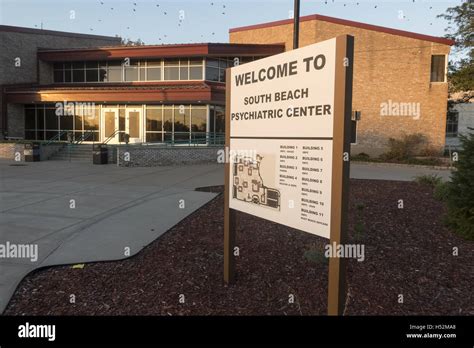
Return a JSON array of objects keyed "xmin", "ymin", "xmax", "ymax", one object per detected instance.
[
  {"xmin": 0, "ymin": 25, "xmax": 122, "ymax": 138},
  {"xmin": 2, "ymin": 31, "xmax": 284, "ymax": 144},
  {"xmin": 2, "ymin": 18, "xmax": 455, "ymax": 154},
  {"xmin": 446, "ymin": 95, "xmax": 474, "ymax": 150},
  {"xmin": 229, "ymin": 14, "xmax": 455, "ymax": 155}
]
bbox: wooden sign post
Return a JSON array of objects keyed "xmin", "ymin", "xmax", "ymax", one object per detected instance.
[
  {"xmin": 224, "ymin": 35, "xmax": 354, "ymax": 316},
  {"xmin": 224, "ymin": 76, "xmax": 236, "ymax": 284},
  {"xmin": 327, "ymin": 35, "xmax": 353, "ymax": 315}
]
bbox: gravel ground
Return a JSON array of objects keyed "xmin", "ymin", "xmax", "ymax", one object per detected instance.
[{"xmin": 4, "ymin": 179, "xmax": 473, "ymax": 315}]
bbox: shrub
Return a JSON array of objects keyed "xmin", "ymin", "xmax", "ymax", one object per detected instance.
[
  {"xmin": 405, "ymin": 157, "xmax": 443, "ymax": 166},
  {"xmin": 444, "ymin": 131, "xmax": 474, "ymax": 240},
  {"xmin": 303, "ymin": 245, "xmax": 328, "ymax": 264},
  {"xmin": 419, "ymin": 145, "xmax": 443, "ymax": 157},
  {"xmin": 380, "ymin": 133, "xmax": 427, "ymax": 161},
  {"xmin": 434, "ymin": 181, "xmax": 451, "ymax": 202},
  {"xmin": 414, "ymin": 174, "xmax": 443, "ymax": 188},
  {"xmin": 351, "ymin": 152, "xmax": 371, "ymax": 161}
]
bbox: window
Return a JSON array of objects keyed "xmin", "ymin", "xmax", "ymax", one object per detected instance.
[
  {"xmin": 25, "ymin": 107, "xmax": 36, "ymax": 129},
  {"xmin": 163, "ymin": 107, "xmax": 173, "ymax": 142},
  {"xmin": 446, "ymin": 108, "xmax": 459, "ymax": 137},
  {"xmin": 206, "ymin": 59, "xmax": 220, "ymax": 82},
  {"xmin": 350, "ymin": 120, "xmax": 357, "ymax": 144},
  {"xmin": 72, "ymin": 62, "xmax": 85, "ymax": 82},
  {"xmin": 107, "ymin": 61, "xmax": 122, "ymax": 82},
  {"xmin": 209, "ymin": 105, "xmax": 225, "ymax": 144},
  {"xmin": 99, "ymin": 62, "xmax": 107, "ymax": 82},
  {"xmin": 147, "ymin": 60, "xmax": 162, "ymax": 80},
  {"xmin": 189, "ymin": 58, "xmax": 203, "ymax": 80},
  {"xmin": 147, "ymin": 60, "xmax": 162, "ymax": 81},
  {"xmin": 145, "ymin": 106, "xmax": 163, "ymax": 142},
  {"xmin": 84, "ymin": 61, "xmax": 98, "ymax": 82},
  {"xmin": 37, "ymin": 107, "xmax": 45, "ymax": 140},
  {"xmin": 146, "ymin": 107, "xmax": 163, "ymax": 132},
  {"xmin": 191, "ymin": 107, "xmax": 207, "ymax": 144},
  {"xmin": 53, "ymin": 65, "xmax": 64, "ymax": 83},
  {"xmin": 86, "ymin": 69, "xmax": 99, "ymax": 82},
  {"xmin": 124, "ymin": 60, "xmax": 139, "ymax": 82},
  {"xmin": 181, "ymin": 59, "xmax": 187, "ymax": 80},
  {"xmin": 45, "ymin": 107, "xmax": 58, "ymax": 130},
  {"xmin": 206, "ymin": 58, "xmax": 231, "ymax": 82},
  {"xmin": 431, "ymin": 55, "xmax": 446, "ymax": 82},
  {"xmin": 174, "ymin": 105, "xmax": 190, "ymax": 143},
  {"xmin": 53, "ymin": 58, "xmax": 205, "ymax": 83},
  {"xmin": 164, "ymin": 59, "xmax": 180, "ymax": 80},
  {"xmin": 215, "ymin": 106, "xmax": 225, "ymax": 133},
  {"xmin": 191, "ymin": 107, "xmax": 207, "ymax": 132},
  {"xmin": 64, "ymin": 63, "xmax": 72, "ymax": 82}
]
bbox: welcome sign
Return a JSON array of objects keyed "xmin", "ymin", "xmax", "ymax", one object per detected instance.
[
  {"xmin": 224, "ymin": 35, "xmax": 354, "ymax": 316},
  {"xmin": 228, "ymin": 37, "xmax": 338, "ymax": 239}
]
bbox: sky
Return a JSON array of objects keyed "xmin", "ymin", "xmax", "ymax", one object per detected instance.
[{"xmin": 0, "ymin": 0, "xmax": 463, "ymax": 48}]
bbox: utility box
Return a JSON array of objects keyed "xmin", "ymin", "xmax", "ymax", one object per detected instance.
[
  {"xmin": 93, "ymin": 144, "xmax": 108, "ymax": 165},
  {"xmin": 24, "ymin": 142, "xmax": 41, "ymax": 162}
]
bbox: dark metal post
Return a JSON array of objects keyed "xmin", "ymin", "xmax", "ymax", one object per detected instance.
[{"xmin": 293, "ymin": 0, "xmax": 300, "ymax": 49}]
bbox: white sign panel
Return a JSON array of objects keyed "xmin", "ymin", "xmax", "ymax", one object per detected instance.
[{"xmin": 229, "ymin": 38, "xmax": 338, "ymax": 239}]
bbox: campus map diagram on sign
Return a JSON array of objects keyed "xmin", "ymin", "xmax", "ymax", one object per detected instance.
[
  {"xmin": 232, "ymin": 155, "xmax": 281, "ymax": 210},
  {"xmin": 228, "ymin": 38, "xmax": 338, "ymax": 239}
]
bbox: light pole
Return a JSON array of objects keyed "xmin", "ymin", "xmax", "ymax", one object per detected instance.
[{"xmin": 293, "ymin": 0, "xmax": 300, "ymax": 49}]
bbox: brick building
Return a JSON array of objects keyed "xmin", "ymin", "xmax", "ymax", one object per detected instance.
[
  {"xmin": 229, "ymin": 14, "xmax": 455, "ymax": 155},
  {"xmin": 1, "ymin": 18, "xmax": 455, "ymax": 154},
  {"xmin": 1, "ymin": 25, "xmax": 283, "ymax": 144},
  {"xmin": 0, "ymin": 25, "xmax": 121, "ymax": 138}
]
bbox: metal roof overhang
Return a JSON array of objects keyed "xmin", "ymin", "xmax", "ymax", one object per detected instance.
[{"xmin": 5, "ymin": 82, "xmax": 226, "ymax": 104}]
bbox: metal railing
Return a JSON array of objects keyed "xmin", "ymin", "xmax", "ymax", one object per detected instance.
[
  {"xmin": 103, "ymin": 130, "xmax": 122, "ymax": 145},
  {"xmin": 163, "ymin": 132, "xmax": 225, "ymax": 147},
  {"xmin": 44, "ymin": 130, "xmax": 68, "ymax": 145},
  {"xmin": 32, "ymin": 131, "xmax": 225, "ymax": 147},
  {"xmin": 74, "ymin": 130, "xmax": 96, "ymax": 145}
]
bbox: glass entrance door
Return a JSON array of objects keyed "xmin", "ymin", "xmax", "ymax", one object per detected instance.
[
  {"xmin": 103, "ymin": 108, "xmax": 119, "ymax": 144},
  {"xmin": 102, "ymin": 107, "xmax": 142, "ymax": 143},
  {"xmin": 126, "ymin": 108, "xmax": 141, "ymax": 143}
]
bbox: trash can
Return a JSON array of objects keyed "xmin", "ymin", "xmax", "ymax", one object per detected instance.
[
  {"xmin": 93, "ymin": 144, "xmax": 108, "ymax": 164},
  {"xmin": 24, "ymin": 142, "xmax": 41, "ymax": 162}
]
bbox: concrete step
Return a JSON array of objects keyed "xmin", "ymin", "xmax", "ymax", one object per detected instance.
[
  {"xmin": 48, "ymin": 145, "xmax": 103, "ymax": 161},
  {"xmin": 51, "ymin": 156, "xmax": 92, "ymax": 160},
  {"xmin": 50, "ymin": 157, "xmax": 91, "ymax": 162},
  {"xmin": 50, "ymin": 153, "xmax": 92, "ymax": 158}
]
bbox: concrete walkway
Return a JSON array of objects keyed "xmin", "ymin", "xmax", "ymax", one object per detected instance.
[{"xmin": 0, "ymin": 160, "xmax": 224, "ymax": 313}]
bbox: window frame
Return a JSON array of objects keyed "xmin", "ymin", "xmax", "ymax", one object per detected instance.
[{"xmin": 430, "ymin": 54, "xmax": 447, "ymax": 83}]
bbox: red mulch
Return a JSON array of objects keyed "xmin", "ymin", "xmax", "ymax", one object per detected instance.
[{"xmin": 4, "ymin": 179, "xmax": 473, "ymax": 315}]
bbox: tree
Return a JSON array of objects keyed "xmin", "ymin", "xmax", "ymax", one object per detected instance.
[
  {"xmin": 438, "ymin": 1, "xmax": 473, "ymax": 93},
  {"xmin": 120, "ymin": 37, "xmax": 145, "ymax": 46},
  {"xmin": 445, "ymin": 130, "xmax": 474, "ymax": 240}
]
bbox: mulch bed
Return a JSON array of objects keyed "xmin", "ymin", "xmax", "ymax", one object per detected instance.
[{"xmin": 4, "ymin": 179, "xmax": 473, "ymax": 315}]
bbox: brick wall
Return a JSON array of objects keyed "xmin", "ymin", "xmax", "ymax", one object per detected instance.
[
  {"xmin": 0, "ymin": 27, "xmax": 120, "ymax": 85},
  {"xmin": 230, "ymin": 19, "xmax": 452, "ymax": 156},
  {"xmin": 0, "ymin": 143, "xmax": 25, "ymax": 161},
  {"xmin": 0, "ymin": 143, "xmax": 64, "ymax": 160},
  {"xmin": 6, "ymin": 103, "xmax": 24, "ymax": 138},
  {"xmin": 108, "ymin": 146, "xmax": 224, "ymax": 167},
  {"xmin": 0, "ymin": 26, "xmax": 120, "ymax": 137}
]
